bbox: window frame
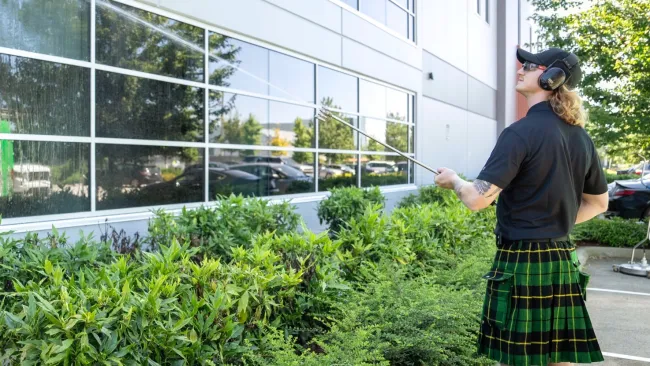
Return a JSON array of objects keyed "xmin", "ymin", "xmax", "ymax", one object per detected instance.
[{"xmin": 0, "ymin": 0, "xmax": 417, "ymax": 227}]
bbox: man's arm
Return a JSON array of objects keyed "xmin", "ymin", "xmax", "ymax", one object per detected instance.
[
  {"xmin": 576, "ymin": 192, "xmax": 608, "ymax": 224},
  {"xmin": 452, "ymin": 176, "xmax": 503, "ymax": 211}
]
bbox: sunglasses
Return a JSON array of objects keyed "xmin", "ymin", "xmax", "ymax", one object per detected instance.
[{"xmin": 523, "ymin": 62, "xmax": 547, "ymax": 72}]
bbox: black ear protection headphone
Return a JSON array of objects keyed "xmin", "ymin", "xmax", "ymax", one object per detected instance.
[{"xmin": 538, "ymin": 53, "xmax": 579, "ymax": 91}]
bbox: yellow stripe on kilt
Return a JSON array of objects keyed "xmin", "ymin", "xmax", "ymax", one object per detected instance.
[
  {"xmin": 497, "ymin": 247, "xmax": 575, "ymax": 254},
  {"xmin": 512, "ymin": 293, "xmax": 581, "ymax": 299},
  {"xmin": 484, "ymin": 334, "xmax": 598, "ymax": 345}
]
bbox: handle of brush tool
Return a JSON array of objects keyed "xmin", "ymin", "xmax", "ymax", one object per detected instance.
[{"xmin": 318, "ymin": 109, "xmax": 440, "ymax": 176}]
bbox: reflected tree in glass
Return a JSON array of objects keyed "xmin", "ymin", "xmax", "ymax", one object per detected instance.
[
  {"xmin": 0, "ymin": 55, "xmax": 90, "ymax": 136},
  {"xmin": 318, "ymin": 97, "xmax": 356, "ymax": 163}
]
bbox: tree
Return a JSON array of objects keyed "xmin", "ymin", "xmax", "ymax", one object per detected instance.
[
  {"xmin": 318, "ymin": 97, "xmax": 356, "ymax": 164},
  {"xmin": 292, "ymin": 117, "xmax": 313, "ymax": 163},
  {"xmin": 240, "ymin": 114, "xmax": 263, "ymax": 156},
  {"xmin": 530, "ymin": 0, "xmax": 650, "ymax": 161},
  {"xmin": 270, "ymin": 128, "xmax": 290, "ymax": 156}
]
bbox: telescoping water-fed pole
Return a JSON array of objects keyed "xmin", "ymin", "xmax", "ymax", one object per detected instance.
[{"xmin": 316, "ymin": 108, "xmax": 440, "ymax": 176}]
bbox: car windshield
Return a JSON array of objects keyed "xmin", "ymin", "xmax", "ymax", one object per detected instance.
[{"xmin": 275, "ymin": 165, "xmax": 305, "ymax": 177}]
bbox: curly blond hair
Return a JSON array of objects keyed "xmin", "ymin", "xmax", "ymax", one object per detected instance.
[{"xmin": 548, "ymin": 86, "xmax": 588, "ymax": 128}]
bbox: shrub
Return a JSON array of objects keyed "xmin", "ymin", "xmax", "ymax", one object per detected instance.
[
  {"xmin": 398, "ymin": 184, "xmax": 456, "ymax": 208},
  {"xmin": 316, "ymin": 186, "xmax": 384, "ymax": 235},
  {"xmin": 605, "ymin": 173, "xmax": 640, "ymax": 183},
  {"xmin": 325, "ymin": 272, "xmax": 494, "ymax": 366},
  {"xmin": 571, "ymin": 217, "xmax": 648, "ymax": 247},
  {"xmin": 148, "ymin": 195, "xmax": 301, "ymax": 260}
]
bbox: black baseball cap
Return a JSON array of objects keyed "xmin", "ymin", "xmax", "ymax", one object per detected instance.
[{"xmin": 517, "ymin": 47, "xmax": 583, "ymax": 89}]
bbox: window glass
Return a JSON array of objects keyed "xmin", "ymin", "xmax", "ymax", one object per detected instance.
[
  {"xmin": 485, "ymin": 0, "xmax": 490, "ymax": 23},
  {"xmin": 96, "ymin": 0, "xmax": 204, "ymax": 81},
  {"xmin": 268, "ymin": 102, "xmax": 315, "ymax": 149},
  {"xmin": 209, "ymin": 33, "xmax": 269, "ymax": 95},
  {"xmin": 408, "ymin": 126, "xmax": 414, "ymax": 154},
  {"xmin": 270, "ymin": 51, "xmax": 314, "ymax": 103},
  {"xmin": 387, "ymin": 2, "xmax": 408, "ymax": 38},
  {"xmin": 0, "ymin": 140, "xmax": 90, "ymax": 218},
  {"xmin": 319, "ymin": 113, "xmax": 357, "ymax": 151},
  {"xmin": 209, "ymin": 148, "xmax": 314, "ymax": 197},
  {"xmin": 96, "ymin": 144, "xmax": 204, "ymax": 210},
  {"xmin": 392, "ymin": 0, "xmax": 408, "ymax": 8},
  {"xmin": 360, "ymin": 0, "xmax": 386, "ymax": 24},
  {"xmin": 209, "ymin": 92, "xmax": 268, "ymax": 145},
  {"xmin": 318, "ymin": 153, "xmax": 358, "ymax": 192},
  {"xmin": 0, "ymin": 0, "xmax": 90, "ymax": 60},
  {"xmin": 0, "ymin": 54, "xmax": 90, "ymax": 136},
  {"xmin": 96, "ymin": 71, "xmax": 204, "ymax": 141},
  {"xmin": 409, "ymin": 0, "xmax": 414, "ymax": 11},
  {"xmin": 361, "ymin": 154, "xmax": 408, "ymax": 187},
  {"xmin": 359, "ymin": 117, "xmax": 408, "ymax": 154},
  {"xmin": 341, "ymin": 0, "xmax": 358, "ymax": 9},
  {"xmin": 359, "ymin": 80, "xmax": 386, "ymax": 118},
  {"xmin": 318, "ymin": 66, "xmax": 358, "ymax": 112},
  {"xmin": 408, "ymin": 15, "xmax": 415, "ymax": 41},
  {"xmin": 386, "ymin": 87, "xmax": 408, "ymax": 121}
]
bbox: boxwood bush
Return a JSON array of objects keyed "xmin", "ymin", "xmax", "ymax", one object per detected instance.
[{"xmin": 571, "ymin": 217, "xmax": 648, "ymax": 247}]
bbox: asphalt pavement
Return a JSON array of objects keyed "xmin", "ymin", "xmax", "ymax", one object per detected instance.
[{"xmin": 583, "ymin": 257, "xmax": 650, "ymax": 365}]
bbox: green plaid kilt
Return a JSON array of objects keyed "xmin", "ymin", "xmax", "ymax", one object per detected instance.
[{"xmin": 476, "ymin": 239, "xmax": 604, "ymax": 366}]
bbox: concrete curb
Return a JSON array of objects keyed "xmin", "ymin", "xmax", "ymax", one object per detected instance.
[{"xmin": 577, "ymin": 246, "xmax": 649, "ymax": 269}]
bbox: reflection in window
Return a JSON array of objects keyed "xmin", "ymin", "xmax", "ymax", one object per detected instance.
[
  {"xmin": 209, "ymin": 148, "xmax": 314, "ymax": 198},
  {"xmin": 361, "ymin": 154, "xmax": 408, "ymax": 187},
  {"xmin": 409, "ymin": 126, "xmax": 414, "ymax": 154},
  {"xmin": 268, "ymin": 102, "xmax": 314, "ymax": 149},
  {"xmin": 0, "ymin": 140, "xmax": 90, "ymax": 218},
  {"xmin": 359, "ymin": 80, "xmax": 386, "ymax": 118},
  {"xmin": 0, "ymin": 54, "xmax": 90, "ymax": 136},
  {"xmin": 318, "ymin": 66, "xmax": 358, "ymax": 113},
  {"xmin": 0, "ymin": 0, "xmax": 90, "ymax": 60},
  {"xmin": 96, "ymin": 71, "xmax": 204, "ymax": 142},
  {"xmin": 387, "ymin": 2, "xmax": 408, "ymax": 39},
  {"xmin": 269, "ymin": 51, "xmax": 315, "ymax": 103},
  {"xmin": 319, "ymin": 113, "xmax": 357, "ymax": 151},
  {"xmin": 96, "ymin": 144, "xmax": 204, "ymax": 210},
  {"xmin": 359, "ymin": 118, "xmax": 408, "ymax": 154},
  {"xmin": 209, "ymin": 93, "xmax": 268, "ymax": 145},
  {"xmin": 360, "ymin": 0, "xmax": 386, "ymax": 24},
  {"xmin": 209, "ymin": 33, "xmax": 269, "ymax": 95},
  {"xmin": 318, "ymin": 153, "xmax": 358, "ymax": 192},
  {"xmin": 96, "ymin": 0, "xmax": 204, "ymax": 81},
  {"xmin": 386, "ymin": 87, "xmax": 408, "ymax": 121}
]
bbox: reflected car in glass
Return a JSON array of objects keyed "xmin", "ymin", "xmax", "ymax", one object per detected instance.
[
  {"xmin": 364, "ymin": 160, "xmax": 397, "ymax": 174},
  {"xmin": 241, "ymin": 156, "xmax": 314, "ymax": 176},
  {"xmin": 228, "ymin": 163, "xmax": 313, "ymax": 195},
  {"xmin": 12, "ymin": 164, "xmax": 52, "ymax": 195},
  {"xmin": 319, "ymin": 164, "xmax": 355, "ymax": 179}
]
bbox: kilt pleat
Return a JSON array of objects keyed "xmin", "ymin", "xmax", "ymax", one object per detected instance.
[{"xmin": 476, "ymin": 240, "xmax": 604, "ymax": 366}]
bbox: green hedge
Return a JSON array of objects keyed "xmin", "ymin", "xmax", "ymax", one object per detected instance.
[
  {"xmin": 571, "ymin": 217, "xmax": 648, "ymax": 247},
  {"xmin": 605, "ymin": 173, "xmax": 639, "ymax": 183},
  {"xmin": 0, "ymin": 190, "xmax": 498, "ymax": 365}
]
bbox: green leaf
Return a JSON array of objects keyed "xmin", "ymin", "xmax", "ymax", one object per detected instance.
[
  {"xmin": 45, "ymin": 352, "xmax": 67, "ymax": 364},
  {"xmin": 54, "ymin": 339, "xmax": 74, "ymax": 353},
  {"xmin": 44, "ymin": 259, "xmax": 53, "ymax": 275},
  {"xmin": 147, "ymin": 359, "xmax": 162, "ymax": 366}
]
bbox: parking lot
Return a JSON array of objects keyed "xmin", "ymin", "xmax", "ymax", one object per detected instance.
[{"xmin": 583, "ymin": 256, "xmax": 650, "ymax": 365}]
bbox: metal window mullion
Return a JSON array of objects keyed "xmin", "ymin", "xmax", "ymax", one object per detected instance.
[
  {"xmin": 90, "ymin": 0, "xmax": 97, "ymax": 212},
  {"xmin": 387, "ymin": 0, "xmax": 415, "ymax": 16},
  {"xmin": 314, "ymin": 65, "xmax": 319, "ymax": 192},
  {"xmin": 204, "ymin": 28, "xmax": 210, "ymax": 203}
]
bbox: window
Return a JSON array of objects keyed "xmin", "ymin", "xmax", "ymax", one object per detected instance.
[
  {"xmin": 485, "ymin": 0, "xmax": 490, "ymax": 23},
  {"xmin": 0, "ymin": 54, "xmax": 90, "ymax": 136},
  {"xmin": 0, "ymin": 0, "xmax": 415, "ymax": 222},
  {"xmin": 349, "ymin": 0, "xmax": 416, "ymax": 42},
  {"xmin": 477, "ymin": 0, "xmax": 481, "ymax": 14},
  {"xmin": 0, "ymin": 0, "xmax": 90, "ymax": 61}
]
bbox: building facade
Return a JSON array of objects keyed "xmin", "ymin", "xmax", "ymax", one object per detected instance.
[{"xmin": 0, "ymin": 0, "xmax": 539, "ymax": 238}]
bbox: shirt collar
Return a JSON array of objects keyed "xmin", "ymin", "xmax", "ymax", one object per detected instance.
[{"xmin": 526, "ymin": 101, "xmax": 552, "ymax": 116}]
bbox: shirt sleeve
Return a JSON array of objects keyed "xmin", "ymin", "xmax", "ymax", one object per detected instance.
[
  {"xmin": 583, "ymin": 141, "xmax": 608, "ymax": 195},
  {"xmin": 476, "ymin": 128, "xmax": 527, "ymax": 189}
]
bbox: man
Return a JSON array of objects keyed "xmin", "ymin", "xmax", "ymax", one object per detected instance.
[{"xmin": 435, "ymin": 47, "xmax": 609, "ymax": 366}]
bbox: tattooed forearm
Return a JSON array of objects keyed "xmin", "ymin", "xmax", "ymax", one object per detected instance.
[
  {"xmin": 473, "ymin": 179, "xmax": 492, "ymax": 196},
  {"xmin": 452, "ymin": 177, "xmax": 465, "ymax": 199}
]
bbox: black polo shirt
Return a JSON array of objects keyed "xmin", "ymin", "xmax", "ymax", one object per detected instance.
[{"xmin": 476, "ymin": 101, "xmax": 608, "ymax": 240}]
